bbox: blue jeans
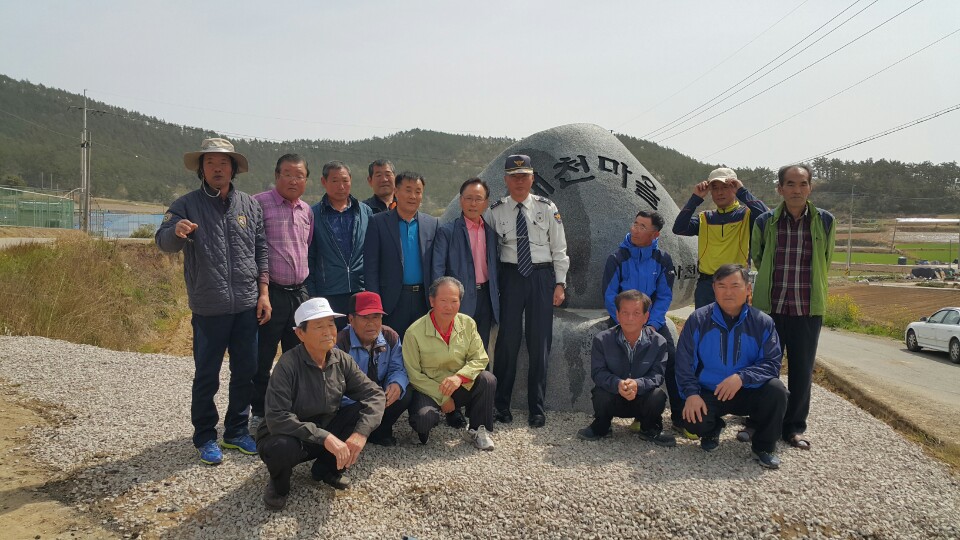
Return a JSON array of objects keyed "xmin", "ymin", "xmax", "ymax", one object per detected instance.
[{"xmin": 191, "ymin": 309, "xmax": 258, "ymax": 447}]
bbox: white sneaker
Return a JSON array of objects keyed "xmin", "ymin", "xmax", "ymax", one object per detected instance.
[
  {"xmin": 249, "ymin": 415, "xmax": 264, "ymax": 434},
  {"xmin": 464, "ymin": 425, "xmax": 495, "ymax": 451}
]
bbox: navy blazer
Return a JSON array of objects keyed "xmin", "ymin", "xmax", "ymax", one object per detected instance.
[
  {"xmin": 431, "ymin": 215, "xmax": 500, "ymax": 324},
  {"xmin": 364, "ymin": 209, "xmax": 438, "ymax": 313}
]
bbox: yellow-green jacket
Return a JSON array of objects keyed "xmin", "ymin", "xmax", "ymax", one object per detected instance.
[{"xmin": 403, "ymin": 312, "xmax": 489, "ymax": 406}]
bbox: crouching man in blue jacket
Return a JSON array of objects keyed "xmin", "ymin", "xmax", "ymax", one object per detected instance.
[
  {"xmin": 577, "ymin": 290, "xmax": 676, "ymax": 447},
  {"xmin": 675, "ymin": 264, "xmax": 788, "ymax": 469}
]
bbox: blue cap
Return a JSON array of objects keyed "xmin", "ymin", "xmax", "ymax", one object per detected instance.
[{"xmin": 504, "ymin": 154, "xmax": 534, "ymax": 175}]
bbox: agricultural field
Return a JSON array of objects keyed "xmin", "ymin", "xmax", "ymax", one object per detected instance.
[
  {"xmin": 832, "ymin": 241, "xmax": 960, "ymax": 265},
  {"xmin": 830, "ymin": 281, "xmax": 960, "ymax": 329}
]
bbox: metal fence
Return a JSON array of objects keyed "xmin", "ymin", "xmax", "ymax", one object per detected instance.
[{"xmin": 0, "ymin": 187, "xmax": 74, "ymax": 228}]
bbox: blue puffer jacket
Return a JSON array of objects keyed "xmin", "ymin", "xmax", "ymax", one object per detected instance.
[
  {"xmin": 601, "ymin": 235, "xmax": 674, "ymax": 329},
  {"xmin": 155, "ymin": 184, "xmax": 267, "ymax": 316},
  {"xmin": 307, "ymin": 195, "xmax": 372, "ymax": 297},
  {"xmin": 675, "ymin": 302, "xmax": 782, "ymax": 399}
]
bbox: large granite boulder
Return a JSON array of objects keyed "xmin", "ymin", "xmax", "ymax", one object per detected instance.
[{"xmin": 442, "ymin": 123, "xmax": 698, "ymax": 309}]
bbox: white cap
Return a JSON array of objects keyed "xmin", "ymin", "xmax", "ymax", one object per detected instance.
[
  {"xmin": 707, "ymin": 167, "xmax": 738, "ymax": 183},
  {"xmin": 294, "ymin": 297, "xmax": 345, "ymax": 327}
]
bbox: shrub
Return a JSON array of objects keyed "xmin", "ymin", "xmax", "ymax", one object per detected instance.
[
  {"xmin": 130, "ymin": 223, "xmax": 156, "ymax": 238},
  {"xmin": 824, "ymin": 294, "xmax": 861, "ymax": 328}
]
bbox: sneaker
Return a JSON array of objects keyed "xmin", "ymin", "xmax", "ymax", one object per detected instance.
[
  {"xmin": 249, "ymin": 415, "xmax": 264, "ymax": 435},
  {"xmin": 627, "ymin": 420, "xmax": 643, "ymax": 433},
  {"xmin": 263, "ymin": 479, "xmax": 287, "ymax": 511},
  {"xmin": 672, "ymin": 423, "xmax": 699, "ymax": 440},
  {"xmin": 446, "ymin": 410, "xmax": 467, "ymax": 429},
  {"xmin": 700, "ymin": 435, "xmax": 720, "ymax": 452},
  {"xmin": 221, "ymin": 434, "xmax": 257, "ymax": 455},
  {"xmin": 463, "ymin": 425, "xmax": 495, "ymax": 451},
  {"xmin": 753, "ymin": 451, "xmax": 781, "ymax": 469},
  {"xmin": 638, "ymin": 428, "xmax": 677, "ymax": 447},
  {"xmin": 197, "ymin": 440, "xmax": 223, "ymax": 465},
  {"xmin": 576, "ymin": 426, "xmax": 610, "ymax": 441}
]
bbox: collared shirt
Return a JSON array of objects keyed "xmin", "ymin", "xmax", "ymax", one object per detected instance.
[
  {"xmin": 363, "ymin": 194, "xmax": 396, "ymax": 215},
  {"xmin": 399, "ymin": 214, "xmax": 423, "ymax": 285},
  {"xmin": 464, "ymin": 216, "xmax": 489, "ymax": 285},
  {"xmin": 617, "ymin": 327, "xmax": 647, "ymax": 356},
  {"xmin": 490, "ymin": 194, "xmax": 570, "ymax": 284},
  {"xmin": 770, "ymin": 206, "xmax": 813, "ymax": 316},
  {"xmin": 323, "ymin": 197, "xmax": 356, "ymax": 263},
  {"xmin": 252, "ymin": 188, "xmax": 313, "ymax": 286}
]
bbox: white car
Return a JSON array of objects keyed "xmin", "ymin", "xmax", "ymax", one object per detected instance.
[{"xmin": 905, "ymin": 307, "xmax": 960, "ymax": 363}]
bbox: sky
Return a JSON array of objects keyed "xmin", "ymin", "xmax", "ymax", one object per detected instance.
[{"xmin": 1, "ymin": 0, "xmax": 958, "ymax": 171}]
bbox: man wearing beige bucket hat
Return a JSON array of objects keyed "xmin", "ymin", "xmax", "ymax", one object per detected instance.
[{"xmin": 156, "ymin": 137, "xmax": 271, "ymax": 466}]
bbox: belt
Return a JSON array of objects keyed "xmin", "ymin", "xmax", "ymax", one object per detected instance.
[
  {"xmin": 402, "ymin": 284, "xmax": 423, "ymax": 292},
  {"xmin": 476, "ymin": 282, "xmax": 488, "ymax": 290},
  {"xmin": 504, "ymin": 262, "xmax": 553, "ymax": 270},
  {"xmin": 698, "ymin": 272, "xmax": 713, "ymax": 282},
  {"xmin": 269, "ymin": 281, "xmax": 305, "ymax": 292}
]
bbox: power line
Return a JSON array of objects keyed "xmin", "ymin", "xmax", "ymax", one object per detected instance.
[
  {"xmin": 796, "ymin": 103, "xmax": 960, "ymax": 163},
  {"xmin": 655, "ymin": 0, "xmax": 927, "ymax": 144},
  {"xmin": 613, "ymin": 0, "xmax": 810, "ymax": 131},
  {"xmin": 640, "ymin": 0, "xmax": 872, "ymax": 140},
  {"xmin": 704, "ymin": 27, "xmax": 960, "ymax": 159}
]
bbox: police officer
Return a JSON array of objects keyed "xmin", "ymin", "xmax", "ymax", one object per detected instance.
[{"xmin": 490, "ymin": 154, "xmax": 569, "ymax": 428}]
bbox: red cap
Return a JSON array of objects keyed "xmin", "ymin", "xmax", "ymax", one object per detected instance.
[{"xmin": 351, "ymin": 291, "xmax": 387, "ymax": 316}]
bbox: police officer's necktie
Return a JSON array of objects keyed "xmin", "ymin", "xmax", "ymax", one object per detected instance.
[{"xmin": 516, "ymin": 203, "xmax": 533, "ymax": 277}]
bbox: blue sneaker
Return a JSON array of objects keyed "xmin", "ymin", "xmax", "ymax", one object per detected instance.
[
  {"xmin": 197, "ymin": 440, "xmax": 223, "ymax": 465},
  {"xmin": 221, "ymin": 434, "xmax": 257, "ymax": 455}
]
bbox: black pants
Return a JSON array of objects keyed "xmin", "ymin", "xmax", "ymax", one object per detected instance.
[
  {"xmin": 694, "ymin": 276, "xmax": 715, "ymax": 309},
  {"xmin": 473, "ymin": 283, "xmax": 495, "ymax": 350},
  {"xmin": 772, "ymin": 314, "xmax": 823, "ymax": 439},
  {"xmin": 654, "ymin": 326, "xmax": 683, "ymax": 426},
  {"xmin": 384, "ymin": 287, "xmax": 428, "ymax": 340},
  {"xmin": 325, "ymin": 292, "xmax": 358, "ymax": 333},
  {"xmin": 252, "ymin": 283, "xmax": 308, "ymax": 417},
  {"xmin": 683, "ymin": 378, "xmax": 788, "ymax": 453},
  {"xmin": 409, "ymin": 371, "xmax": 496, "ymax": 435},
  {"xmin": 256, "ymin": 403, "xmax": 362, "ymax": 496},
  {"xmin": 590, "ymin": 386, "xmax": 667, "ymax": 435},
  {"xmin": 494, "ymin": 264, "xmax": 553, "ymax": 416},
  {"xmin": 369, "ymin": 386, "xmax": 413, "ymax": 440}
]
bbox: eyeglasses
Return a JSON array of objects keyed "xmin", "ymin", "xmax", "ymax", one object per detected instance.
[
  {"xmin": 280, "ymin": 174, "xmax": 307, "ymax": 182},
  {"xmin": 461, "ymin": 196, "xmax": 487, "ymax": 203}
]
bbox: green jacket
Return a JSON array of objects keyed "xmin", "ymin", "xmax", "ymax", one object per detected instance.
[
  {"xmin": 402, "ymin": 312, "xmax": 489, "ymax": 405},
  {"xmin": 751, "ymin": 201, "xmax": 836, "ymax": 316}
]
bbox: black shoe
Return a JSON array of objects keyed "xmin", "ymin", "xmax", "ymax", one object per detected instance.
[
  {"xmin": 262, "ymin": 479, "xmax": 287, "ymax": 511},
  {"xmin": 494, "ymin": 409, "xmax": 513, "ymax": 424},
  {"xmin": 369, "ymin": 434, "xmax": 398, "ymax": 447},
  {"xmin": 638, "ymin": 428, "xmax": 677, "ymax": 447},
  {"xmin": 418, "ymin": 432, "xmax": 429, "ymax": 444},
  {"xmin": 319, "ymin": 470, "xmax": 351, "ymax": 490},
  {"xmin": 701, "ymin": 435, "xmax": 720, "ymax": 452},
  {"xmin": 528, "ymin": 414, "xmax": 546, "ymax": 428},
  {"xmin": 753, "ymin": 451, "xmax": 781, "ymax": 469},
  {"xmin": 576, "ymin": 426, "xmax": 609, "ymax": 441},
  {"xmin": 446, "ymin": 410, "xmax": 467, "ymax": 429}
]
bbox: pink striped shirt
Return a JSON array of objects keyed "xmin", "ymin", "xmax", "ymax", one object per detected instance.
[
  {"xmin": 465, "ymin": 217, "xmax": 488, "ymax": 285},
  {"xmin": 253, "ymin": 188, "xmax": 313, "ymax": 286}
]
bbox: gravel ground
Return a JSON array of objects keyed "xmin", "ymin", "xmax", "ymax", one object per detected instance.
[{"xmin": 1, "ymin": 335, "xmax": 959, "ymax": 539}]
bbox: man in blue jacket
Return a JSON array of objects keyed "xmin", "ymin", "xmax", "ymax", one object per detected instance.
[
  {"xmin": 577, "ymin": 290, "xmax": 675, "ymax": 447},
  {"xmin": 156, "ymin": 138, "xmax": 271, "ymax": 465},
  {"xmin": 336, "ymin": 291, "xmax": 411, "ymax": 447},
  {"xmin": 675, "ymin": 264, "xmax": 788, "ymax": 469},
  {"xmin": 601, "ymin": 210, "xmax": 682, "ymax": 432},
  {"xmin": 431, "ymin": 178, "xmax": 500, "ymax": 349},
  {"xmin": 307, "ymin": 161, "xmax": 373, "ymax": 332}
]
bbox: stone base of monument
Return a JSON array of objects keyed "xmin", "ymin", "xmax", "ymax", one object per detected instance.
[{"xmin": 487, "ymin": 309, "xmax": 679, "ymax": 415}]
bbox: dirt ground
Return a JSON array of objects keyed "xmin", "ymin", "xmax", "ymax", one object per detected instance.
[
  {"xmin": 0, "ymin": 387, "xmax": 118, "ymax": 539},
  {"xmin": 92, "ymin": 198, "xmax": 166, "ymax": 214},
  {"xmin": 831, "ymin": 281, "xmax": 960, "ymax": 323}
]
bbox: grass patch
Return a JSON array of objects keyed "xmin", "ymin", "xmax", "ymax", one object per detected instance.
[
  {"xmin": 831, "ymin": 252, "xmax": 901, "ymax": 264},
  {"xmin": 0, "ymin": 237, "xmax": 188, "ymax": 352},
  {"xmin": 823, "ymin": 293, "xmax": 912, "ymax": 340}
]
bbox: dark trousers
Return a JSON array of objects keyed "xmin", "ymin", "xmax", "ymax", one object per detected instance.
[
  {"xmin": 409, "ymin": 371, "xmax": 497, "ymax": 434},
  {"xmin": 370, "ymin": 386, "xmax": 413, "ymax": 440},
  {"xmin": 384, "ymin": 287, "xmax": 428, "ymax": 340},
  {"xmin": 590, "ymin": 386, "xmax": 667, "ymax": 435},
  {"xmin": 694, "ymin": 277, "xmax": 715, "ymax": 309},
  {"xmin": 252, "ymin": 284, "xmax": 308, "ymax": 417},
  {"xmin": 655, "ymin": 326, "xmax": 683, "ymax": 425},
  {"xmin": 682, "ymin": 378, "xmax": 788, "ymax": 453},
  {"xmin": 191, "ymin": 309, "xmax": 258, "ymax": 447},
  {"xmin": 473, "ymin": 283, "xmax": 495, "ymax": 350},
  {"xmin": 494, "ymin": 264, "xmax": 553, "ymax": 416},
  {"xmin": 325, "ymin": 292, "xmax": 357, "ymax": 333},
  {"xmin": 256, "ymin": 402, "xmax": 362, "ymax": 496},
  {"xmin": 772, "ymin": 314, "xmax": 823, "ymax": 439}
]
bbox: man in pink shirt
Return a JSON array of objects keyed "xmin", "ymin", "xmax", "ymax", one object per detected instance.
[{"xmin": 250, "ymin": 154, "xmax": 314, "ymax": 432}]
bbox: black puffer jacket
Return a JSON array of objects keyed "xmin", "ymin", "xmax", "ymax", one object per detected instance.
[{"xmin": 156, "ymin": 184, "xmax": 267, "ymax": 316}]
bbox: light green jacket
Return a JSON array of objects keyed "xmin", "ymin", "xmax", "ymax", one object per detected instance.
[
  {"xmin": 751, "ymin": 201, "xmax": 836, "ymax": 316},
  {"xmin": 403, "ymin": 311, "xmax": 489, "ymax": 405}
]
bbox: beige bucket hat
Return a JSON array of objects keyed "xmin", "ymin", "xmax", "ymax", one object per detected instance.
[{"xmin": 183, "ymin": 138, "xmax": 249, "ymax": 173}]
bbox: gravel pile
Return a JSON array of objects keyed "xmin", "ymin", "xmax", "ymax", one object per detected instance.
[{"xmin": 1, "ymin": 335, "xmax": 959, "ymax": 539}]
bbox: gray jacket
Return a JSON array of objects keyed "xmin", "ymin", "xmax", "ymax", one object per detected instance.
[{"xmin": 155, "ymin": 184, "xmax": 268, "ymax": 316}]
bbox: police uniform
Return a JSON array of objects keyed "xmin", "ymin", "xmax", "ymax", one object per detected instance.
[{"xmin": 490, "ymin": 155, "xmax": 570, "ymax": 425}]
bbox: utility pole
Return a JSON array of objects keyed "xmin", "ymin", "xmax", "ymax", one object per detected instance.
[
  {"xmin": 846, "ymin": 184, "xmax": 854, "ymax": 272},
  {"xmin": 70, "ymin": 91, "xmax": 126, "ymax": 233}
]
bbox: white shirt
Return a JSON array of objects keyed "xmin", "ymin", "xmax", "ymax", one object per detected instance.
[{"xmin": 489, "ymin": 194, "xmax": 570, "ymax": 284}]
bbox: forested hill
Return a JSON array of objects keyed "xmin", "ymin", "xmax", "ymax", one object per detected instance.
[{"xmin": 1, "ymin": 74, "xmax": 958, "ymax": 216}]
